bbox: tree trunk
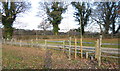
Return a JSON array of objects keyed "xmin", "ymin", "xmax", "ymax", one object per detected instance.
[
  {"xmin": 53, "ymin": 24, "xmax": 59, "ymax": 35},
  {"xmin": 3, "ymin": 26, "xmax": 13, "ymax": 40},
  {"xmin": 82, "ymin": 25, "xmax": 84, "ymax": 35},
  {"xmin": 104, "ymin": 27, "xmax": 109, "ymax": 34},
  {"xmin": 115, "ymin": 25, "xmax": 120, "ymax": 34},
  {"xmin": 2, "ymin": 16, "xmax": 14, "ymax": 40},
  {"xmin": 103, "ymin": 20, "xmax": 110, "ymax": 35}
]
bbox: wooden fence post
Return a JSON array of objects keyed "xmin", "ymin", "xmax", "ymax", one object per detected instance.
[
  {"xmin": 3, "ymin": 39, "xmax": 5, "ymax": 44},
  {"xmin": 95, "ymin": 39, "xmax": 99, "ymax": 60},
  {"xmin": 10, "ymin": 39, "xmax": 13, "ymax": 46},
  {"xmin": 36, "ymin": 38, "xmax": 38, "ymax": 44},
  {"xmin": 14, "ymin": 39, "xmax": 16, "ymax": 46},
  {"xmin": 31, "ymin": 39, "xmax": 33, "ymax": 47},
  {"xmin": 17, "ymin": 39, "xmax": 18, "ymax": 45},
  {"xmin": 98, "ymin": 35, "xmax": 102, "ymax": 66},
  {"xmin": 68, "ymin": 37, "xmax": 71, "ymax": 60},
  {"xmin": 86, "ymin": 52, "xmax": 88, "ymax": 59},
  {"xmin": 20, "ymin": 40, "xmax": 22, "ymax": 47},
  {"xmin": 75, "ymin": 38, "xmax": 77, "ymax": 59},
  {"xmin": 45, "ymin": 40, "xmax": 47, "ymax": 49},
  {"xmin": 63, "ymin": 40, "xmax": 65, "ymax": 52},
  {"xmin": 98, "ymin": 39, "xmax": 101, "ymax": 66},
  {"xmin": 80, "ymin": 37, "xmax": 83, "ymax": 58}
]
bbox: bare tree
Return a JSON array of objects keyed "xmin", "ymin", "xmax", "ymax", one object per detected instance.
[
  {"xmin": 71, "ymin": 2, "xmax": 92, "ymax": 35},
  {"xmin": 38, "ymin": 19, "xmax": 51, "ymax": 31},
  {"xmin": 1, "ymin": 1, "xmax": 31, "ymax": 40},
  {"xmin": 91, "ymin": 2, "xmax": 120, "ymax": 35},
  {"xmin": 38, "ymin": 2, "xmax": 67, "ymax": 35}
]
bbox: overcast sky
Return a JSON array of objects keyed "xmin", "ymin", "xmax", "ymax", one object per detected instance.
[
  {"xmin": 1, "ymin": 0, "xmax": 102, "ymax": 32},
  {"xmin": 0, "ymin": 0, "xmax": 119, "ymax": 33},
  {"xmin": 13, "ymin": 0, "xmax": 81, "ymax": 32}
]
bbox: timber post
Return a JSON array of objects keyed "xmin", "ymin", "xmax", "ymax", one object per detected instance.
[{"xmin": 68, "ymin": 37, "xmax": 71, "ymax": 60}]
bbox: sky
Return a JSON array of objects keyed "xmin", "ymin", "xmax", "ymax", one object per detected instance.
[
  {"xmin": 1, "ymin": 0, "xmax": 102, "ymax": 32},
  {"xmin": 13, "ymin": 0, "xmax": 81, "ymax": 32}
]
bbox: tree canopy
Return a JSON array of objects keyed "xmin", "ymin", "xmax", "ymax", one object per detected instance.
[
  {"xmin": 39, "ymin": 2, "xmax": 67, "ymax": 35},
  {"xmin": 1, "ymin": 1, "xmax": 31, "ymax": 39},
  {"xmin": 71, "ymin": 2, "xmax": 91, "ymax": 35},
  {"xmin": 91, "ymin": 2, "xmax": 120, "ymax": 35}
]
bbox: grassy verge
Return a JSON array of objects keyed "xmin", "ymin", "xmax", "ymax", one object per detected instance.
[{"xmin": 2, "ymin": 45, "xmax": 119, "ymax": 69}]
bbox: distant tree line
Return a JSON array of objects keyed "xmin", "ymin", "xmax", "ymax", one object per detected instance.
[{"xmin": 38, "ymin": 1, "xmax": 120, "ymax": 36}]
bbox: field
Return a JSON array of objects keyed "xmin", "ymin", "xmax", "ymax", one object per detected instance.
[
  {"xmin": 22, "ymin": 37, "xmax": 119, "ymax": 48},
  {"xmin": 2, "ymin": 35, "xmax": 120, "ymax": 69},
  {"xmin": 2, "ymin": 44, "xmax": 119, "ymax": 69}
]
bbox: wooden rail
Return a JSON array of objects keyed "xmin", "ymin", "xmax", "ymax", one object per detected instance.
[{"xmin": 2, "ymin": 38, "xmax": 120, "ymax": 66}]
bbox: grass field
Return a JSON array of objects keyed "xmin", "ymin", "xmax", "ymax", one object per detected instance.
[
  {"xmin": 22, "ymin": 38, "xmax": 119, "ymax": 48},
  {"xmin": 2, "ymin": 44, "xmax": 119, "ymax": 69}
]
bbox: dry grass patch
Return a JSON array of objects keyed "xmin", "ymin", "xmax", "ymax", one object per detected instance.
[{"xmin": 2, "ymin": 45, "xmax": 119, "ymax": 69}]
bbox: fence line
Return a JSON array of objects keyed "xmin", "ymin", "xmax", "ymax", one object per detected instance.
[
  {"xmin": 47, "ymin": 40, "xmax": 120, "ymax": 45},
  {"xmin": 3, "ymin": 40, "xmax": 119, "ymax": 54},
  {"xmin": 2, "ymin": 38, "xmax": 120, "ymax": 66}
]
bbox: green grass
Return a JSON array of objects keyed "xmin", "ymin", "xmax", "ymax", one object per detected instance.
[
  {"xmin": 2, "ymin": 45, "xmax": 44, "ymax": 69},
  {"xmin": 15, "ymin": 38, "xmax": 119, "ymax": 48},
  {"xmin": 101, "ymin": 45, "xmax": 118, "ymax": 48},
  {"xmin": 30, "ymin": 40, "xmax": 119, "ymax": 48},
  {"xmin": 3, "ymin": 49, "xmax": 25, "ymax": 69}
]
